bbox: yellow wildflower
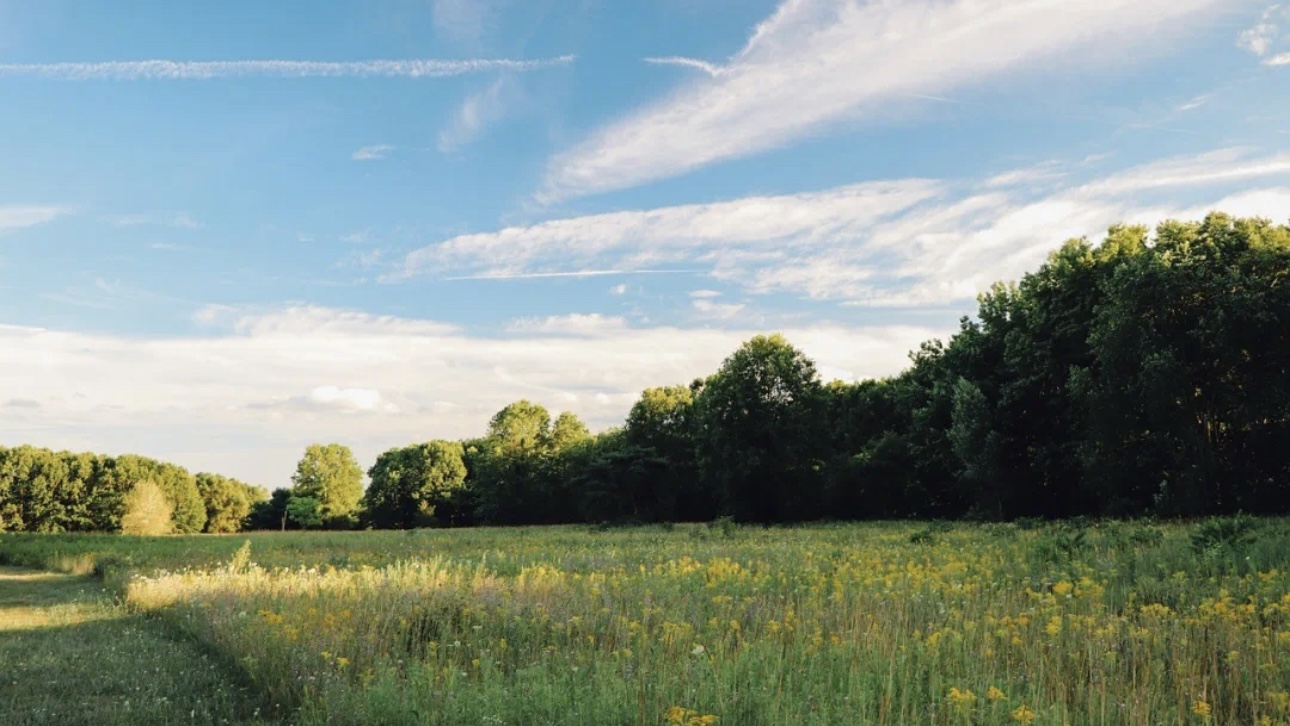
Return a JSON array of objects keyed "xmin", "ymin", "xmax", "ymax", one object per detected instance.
[
  {"xmin": 948, "ymin": 687, "xmax": 977, "ymax": 709},
  {"xmin": 1192, "ymin": 700, "xmax": 1211, "ymax": 717},
  {"xmin": 1011, "ymin": 705, "xmax": 1037, "ymax": 724},
  {"xmin": 988, "ymin": 686, "xmax": 1006, "ymax": 702}
]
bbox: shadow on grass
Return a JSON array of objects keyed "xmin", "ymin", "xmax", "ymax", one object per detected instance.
[{"xmin": 0, "ymin": 567, "xmax": 276, "ymax": 726}]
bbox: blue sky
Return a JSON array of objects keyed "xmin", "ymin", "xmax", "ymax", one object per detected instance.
[{"xmin": 1, "ymin": 0, "xmax": 1288, "ymax": 488}]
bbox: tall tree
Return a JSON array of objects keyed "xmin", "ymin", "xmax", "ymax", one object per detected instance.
[
  {"xmin": 290, "ymin": 444, "xmax": 364, "ymax": 524},
  {"xmin": 624, "ymin": 384, "xmax": 711, "ymax": 521},
  {"xmin": 468, "ymin": 401, "xmax": 555, "ymax": 524},
  {"xmin": 696, "ymin": 334, "xmax": 826, "ymax": 523}
]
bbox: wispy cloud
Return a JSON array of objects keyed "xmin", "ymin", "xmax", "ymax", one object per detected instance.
[
  {"xmin": 541, "ymin": 0, "xmax": 1237, "ymax": 201},
  {"xmin": 42, "ymin": 278, "xmax": 197, "ymax": 310},
  {"xmin": 107, "ymin": 211, "xmax": 200, "ymax": 228},
  {"xmin": 1269, "ymin": 52, "xmax": 1290, "ymax": 65},
  {"xmin": 643, "ymin": 56, "xmax": 722, "ymax": 77},
  {"xmin": 693, "ymin": 299, "xmax": 745, "ymax": 319},
  {"xmin": 0, "ymin": 56, "xmax": 575, "ymax": 81},
  {"xmin": 406, "ymin": 147, "xmax": 1290, "ymax": 306},
  {"xmin": 438, "ymin": 78, "xmax": 513, "ymax": 152},
  {"xmin": 432, "ymin": 0, "xmax": 508, "ymax": 46},
  {"xmin": 440, "ymin": 269, "xmax": 695, "ymax": 281},
  {"xmin": 0, "ymin": 205, "xmax": 70, "ymax": 231},
  {"xmin": 402, "ymin": 180, "xmax": 942, "ymax": 280},
  {"xmin": 351, "ymin": 144, "xmax": 394, "ymax": 161},
  {"xmin": 1177, "ymin": 94, "xmax": 1211, "ymax": 111}
]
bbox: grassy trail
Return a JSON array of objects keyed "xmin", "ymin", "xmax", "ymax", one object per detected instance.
[{"xmin": 0, "ymin": 566, "xmax": 273, "ymax": 726}]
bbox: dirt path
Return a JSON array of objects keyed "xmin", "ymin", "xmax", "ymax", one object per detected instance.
[{"xmin": 0, "ymin": 566, "xmax": 274, "ymax": 726}]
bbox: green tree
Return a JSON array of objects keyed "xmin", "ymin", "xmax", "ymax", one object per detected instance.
[
  {"xmin": 285, "ymin": 495, "xmax": 323, "ymax": 530},
  {"xmin": 1078, "ymin": 213, "xmax": 1290, "ymax": 515},
  {"xmin": 364, "ymin": 441, "xmax": 468, "ymax": 528},
  {"xmin": 196, "ymin": 473, "xmax": 265, "ymax": 533},
  {"xmin": 290, "ymin": 444, "xmax": 364, "ymax": 525},
  {"xmin": 550, "ymin": 411, "xmax": 592, "ymax": 450},
  {"xmin": 248, "ymin": 488, "xmax": 293, "ymax": 530},
  {"xmin": 696, "ymin": 334, "xmax": 826, "ymax": 523},
  {"xmin": 624, "ymin": 384, "xmax": 711, "ymax": 521},
  {"xmin": 469, "ymin": 401, "xmax": 555, "ymax": 524}
]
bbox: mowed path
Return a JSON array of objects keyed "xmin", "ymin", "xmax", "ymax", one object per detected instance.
[{"xmin": 0, "ymin": 566, "xmax": 273, "ymax": 726}]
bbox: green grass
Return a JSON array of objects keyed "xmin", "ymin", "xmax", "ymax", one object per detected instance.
[
  {"xmin": 0, "ymin": 566, "xmax": 273, "ymax": 726},
  {"xmin": 5, "ymin": 518, "xmax": 1290, "ymax": 724}
]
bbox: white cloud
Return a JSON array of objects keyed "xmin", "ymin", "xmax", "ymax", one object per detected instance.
[
  {"xmin": 541, "ymin": 0, "xmax": 1236, "ymax": 201},
  {"xmin": 351, "ymin": 144, "xmax": 394, "ymax": 161},
  {"xmin": 440, "ymin": 269, "xmax": 684, "ymax": 281},
  {"xmin": 438, "ymin": 78, "xmax": 513, "ymax": 152},
  {"xmin": 0, "ymin": 56, "xmax": 575, "ymax": 81},
  {"xmin": 610, "ymin": 284, "xmax": 628, "ymax": 295},
  {"xmin": 1268, "ymin": 52, "xmax": 1290, "ymax": 65},
  {"xmin": 507, "ymin": 313, "xmax": 630, "ymax": 336},
  {"xmin": 308, "ymin": 386, "xmax": 391, "ymax": 412},
  {"xmin": 402, "ymin": 180, "xmax": 941, "ymax": 278},
  {"xmin": 0, "ymin": 306, "xmax": 944, "ymax": 487},
  {"xmin": 0, "ymin": 205, "xmax": 70, "ymax": 231},
  {"xmin": 692, "ymin": 299, "xmax": 745, "ymax": 319},
  {"xmin": 401, "ymin": 147, "xmax": 1290, "ymax": 307},
  {"xmin": 689, "ymin": 289, "xmax": 722, "ymax": 299},
  {"xmin": 1238, "ymin": 5, "xmax": 1287, "ymax": 57}
]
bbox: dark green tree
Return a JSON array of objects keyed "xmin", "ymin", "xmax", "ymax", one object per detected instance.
[
  {"xmin": 695, "ymin": 334, "xmax": 826, "ymax": 522},
  {"xmin": 364, "ymin": 441, "xmax": 468, "ymax": 528}
]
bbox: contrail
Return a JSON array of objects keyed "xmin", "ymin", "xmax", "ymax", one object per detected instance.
[
  {"xmin": 643, "ymin": 56, "xmax": 722, "ymax": 77},
  {"xmin": 0, "ymin": 56, "xmax": 576, "ymax": 81}
]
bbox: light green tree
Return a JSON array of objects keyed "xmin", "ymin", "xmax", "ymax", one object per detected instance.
[{"xmin": 290, "ymin": 443, "xmax": 364, "ymax": 523}]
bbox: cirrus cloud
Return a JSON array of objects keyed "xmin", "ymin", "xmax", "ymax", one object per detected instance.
[{"xmin": 541, "ymin": 0, "xmax": 1245, "ymax": 201}]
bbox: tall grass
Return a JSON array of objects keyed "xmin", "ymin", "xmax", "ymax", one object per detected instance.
[{"xmin": 6, "ymin": 520, "xmax": 1290, "ymax": 724}]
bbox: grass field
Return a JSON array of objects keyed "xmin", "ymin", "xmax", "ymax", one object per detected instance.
[{"xmin": 4, "ymin": 518, "xmax": 1290, "ymax": 725}]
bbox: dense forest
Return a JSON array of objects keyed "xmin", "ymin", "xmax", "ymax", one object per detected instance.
[{"xmin": 2, "ymin": 212, "xmax": 1288, "ymax": 533}]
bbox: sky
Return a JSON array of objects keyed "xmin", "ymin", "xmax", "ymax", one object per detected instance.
[{"xmin": 1, "ymin": 0, "xmax": 1288, "ymax": 489}]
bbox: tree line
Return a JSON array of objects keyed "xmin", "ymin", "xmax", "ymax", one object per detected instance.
[
  {"xmin": 2, "ymin": 213, "xmax": 1287, "ymax": 533},
  {"xmin": 0, "ymin": 448, "xmax": 266, "ymax": 533},
  {"xmin": 270, "ymin": 212, "xmax": 1290, "ymax": 528}
]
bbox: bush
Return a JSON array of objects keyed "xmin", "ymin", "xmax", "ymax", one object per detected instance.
[{"xmin": 120, "ymin": 481, "xmax": 174, "ymax": 536}]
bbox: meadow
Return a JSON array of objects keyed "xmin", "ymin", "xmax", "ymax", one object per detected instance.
[{"xmin": 3, "ymin": 518, "xmax": 1290, "ymax": 725}]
